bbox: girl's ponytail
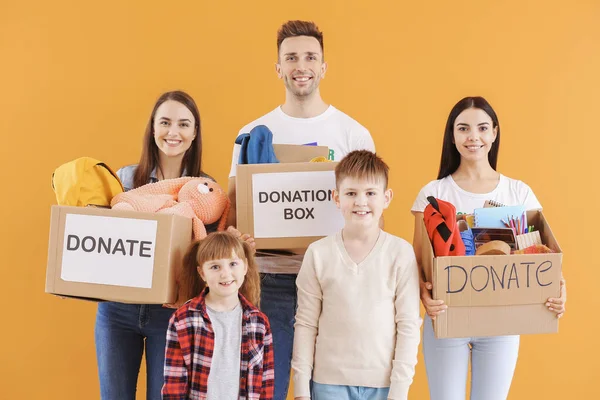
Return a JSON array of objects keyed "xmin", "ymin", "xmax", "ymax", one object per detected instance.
[
  {"xmin": 240, "ymin": 241, "xmax": 261, "ymax": 308},
  {"xmin": 180, "ymin": 240, "xmax": 205, "ymax": 301}
]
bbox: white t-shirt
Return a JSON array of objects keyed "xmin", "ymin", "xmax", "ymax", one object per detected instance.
[
  {"xmin": 231, "ymin": 105, "xmax": 375, "ymax": 274},
  {"xmin": 206, "ymin": 304, "xmax": 242, "ymax": 400},
  {"xmin": 229, "ymin": 105, "xmax": 375, "ymax": 177},
  {"xmin": 411, "ymin": 174, "xmax": 542, "ymax": 214}
]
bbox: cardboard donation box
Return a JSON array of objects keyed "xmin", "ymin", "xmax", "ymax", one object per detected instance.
[
  {"xmin": 46, "ymin": 205, "xmax": 192, "ymax": 304},
  {"xmin": 236, "ymin": 144, "xmax": 345, "ymax": 250},
  {"xmin": 421, "ymin": 210, "xmax": 562, "ymax": 338}
]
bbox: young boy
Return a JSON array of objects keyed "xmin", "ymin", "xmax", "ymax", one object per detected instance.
[{"xmin": 292, "ymin": 150, "xmax": 421, "ymax": 400}]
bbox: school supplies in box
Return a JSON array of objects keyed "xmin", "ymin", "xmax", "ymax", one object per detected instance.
[
  {"xmin": 504, "ymin": 214, "xmax": 536, "ymax": 235},
  {"xmin": 516, "ymin": 230, "xmax": 543, "ymax": 250},
  {"xmin": 465, "ymin": 214, "xmax": 474, "ymax": 228},
  {"xmin": 471, "ymin": 227, "xmax": 517, "ymax": 250},
  {"xmin": 483, "ymin": 199, "xmax": 506, "ymax": 208},
  {"xmin": 475, "ymin": 240, "xmax": 511, "ymax": 256},
  {"xmin": 419, "ymin": 208, "xmax": 562, "ymax": 339},
  {"xmin": 513, "ymin": 244, "xmax": 554, "ymax": 254},
  {"xmin": 457, "ymin": 213, "xmax": 475, "ymax": 228},
  {"xmin": 474, "ymin": 205, "xmax": 526, "ymax": 228}
]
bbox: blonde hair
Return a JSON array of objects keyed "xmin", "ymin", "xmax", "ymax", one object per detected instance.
[
  {"xmin": 181, "ymin": 231, "xmax": 261, "ymax": 307},
  {"xmin": 335, "ymin": 150, "xmax": 389, "ymax": 189}
]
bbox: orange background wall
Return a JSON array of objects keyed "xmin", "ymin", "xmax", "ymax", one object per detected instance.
[{"xmin": 1, "ymin": 1, "xmax": 598, "ymax": 398}]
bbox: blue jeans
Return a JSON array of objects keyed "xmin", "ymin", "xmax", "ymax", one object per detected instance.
[
  {"xmin": 95, "ymin": 302, "xmax": 175, "ymax": 400},
  {"xmin": 312, "ymin": 382, "xmax": 390, "ymax": 400},
  {"xmin": 423, "ymin": 315, "xmax": 519, "ymax": 400},
  {"xmin": 260, "ymin": 273, "xmax": 297, "ymax": 400}
]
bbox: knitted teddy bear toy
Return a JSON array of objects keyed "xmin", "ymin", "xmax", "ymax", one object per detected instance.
[{"xmin": 110, "ymin": 177, "xmax": 230, "ymax": 240}]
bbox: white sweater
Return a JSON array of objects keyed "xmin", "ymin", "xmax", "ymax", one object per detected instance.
[{"xmin": 292, "ymin": 231, "xmax": 422, "ymax": 399}]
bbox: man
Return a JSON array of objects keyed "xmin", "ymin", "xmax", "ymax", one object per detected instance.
[{"xmin": 228, "ymin": 20, "xmax": 375, "ymax": 400}]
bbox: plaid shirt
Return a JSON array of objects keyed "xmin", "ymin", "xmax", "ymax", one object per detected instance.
[{"xmin": 162, "ymin": 290, "xmax": 274, "ymax": 400}]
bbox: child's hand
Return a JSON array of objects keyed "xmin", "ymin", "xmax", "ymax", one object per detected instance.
[
  {"xmin": 420, "ymin": 280, "xmax": 447, "ymax": 320},
  {"xmin": 546, "ymin": 277, "xmax": 566, "ymax": 318},
  {"xmin": 226, "ymin": 226, "xmax": 256, "ymax": 252}
]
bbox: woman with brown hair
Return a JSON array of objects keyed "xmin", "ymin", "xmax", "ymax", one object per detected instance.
[
  {"xmin": 95, "ymin": 90, "xmax": 217, "ymax": 400},
  {"xmin": 411, "ymin": 96, "xmax": 566, "ymax": 400}
]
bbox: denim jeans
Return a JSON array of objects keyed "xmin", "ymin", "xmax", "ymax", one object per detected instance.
[
  {"xmin": 423, "ymin": 315, "xmax": 520, "ymax": 400},
  {"xmin": 312, "ymin": 382, "xmax": 390, "ymax": 400},
  {"xmin": 260, "ymin": 273, "xmax": 297, "ymax": 400},
  {"xmin": 95, "ymin": 302, "xmax": 175, "ymax": 400}
]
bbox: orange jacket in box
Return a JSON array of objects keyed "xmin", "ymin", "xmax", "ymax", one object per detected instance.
[{"xmin": 424, "ymin": 196, "xmax": 465, "ymax": 257}]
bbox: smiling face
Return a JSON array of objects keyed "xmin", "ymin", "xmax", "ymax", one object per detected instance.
[
  {"xmin": 334, "ymin": 176, "xmax": 392, "ymax": 230},
  {"xmin": 153, "ymin": 100, "xmax": 196, "ymax": 160},
  {"xmin": 453, "ymin": 107, "xmax": 498, "ymax": 163},
  {"xmin": 198, "ymin": 251, "xmax": 248, "ymax": 302},
  {"xmin": 276, "ymin": 35, "xmax": 327, "ymax": 98}
]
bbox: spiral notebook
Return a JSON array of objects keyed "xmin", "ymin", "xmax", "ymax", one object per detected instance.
[
  {"xmin": 484, "ymin": 199, "xmax": 506, "ymax": 208},
  {"xmin": 474, "ymin": 205, "xmax": 526, "ymax": 228}
]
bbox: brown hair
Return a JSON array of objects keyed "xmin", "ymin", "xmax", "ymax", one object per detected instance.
[
  {"xmin": 181, "ymin": 232, "xmax": 261, "ymax": 307},
  {"xmin": 277, "ymin": 20, "xmax": 324, "ymax": 59},
  {"xmin": 133, "ymin": 91, "xmax": 203, "ymax": 188},
  {"xmin": 335, "ymin": 150, "xmax": 389, "ymax": 189}
]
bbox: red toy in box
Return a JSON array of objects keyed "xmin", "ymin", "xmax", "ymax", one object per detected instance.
[{"xmin": 423, "ymin": 196, "xmax": 466, "ymax": 257}]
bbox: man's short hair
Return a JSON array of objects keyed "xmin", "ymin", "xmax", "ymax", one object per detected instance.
[
  {"xmin": 277, "ymin": 20, "xmax": 324, "ymax": 58},
  {"xmin": 335, "ymin": 150, "xmax": 389, "ymax": 189}
]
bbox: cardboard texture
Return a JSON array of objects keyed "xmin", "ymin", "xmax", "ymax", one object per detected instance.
[
  {"xmin": 420, "ymin": 210, "xmax": 562, "ymax": 338},
  {"xmin": 46, "ymin": 205, "xmax": 192, "ymax": 304},
  {"xmin": 273, "ymin": 144, "xmax": 329, "ymax": 163},
  {"xmin": 236, "ymin": 161, "xmax": 343, "ymax": 250},
  {"xmin": 236, "ymin": 145, "xmax": 343, "ymax": 251}
]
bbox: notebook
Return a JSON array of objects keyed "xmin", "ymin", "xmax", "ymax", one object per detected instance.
[
  {"xmin": 474, "ymin": 205, "xmax": 526, "ymax": 228},
  {"xmin": 483, "ymin": 199, "xmax": 506, "ymax": 208}
]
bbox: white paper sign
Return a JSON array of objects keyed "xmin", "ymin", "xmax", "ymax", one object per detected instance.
[
  {"xmin": 61, "ymin": 214, "xmax": 158, "ymax": 288},
  {"xmin": 252, "ymin": 171, "xmax": 345, "ymax": 238}
]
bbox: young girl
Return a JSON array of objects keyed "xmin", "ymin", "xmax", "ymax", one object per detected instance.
[
  {"xmin": 95, "ymin": 91, "xmax": 220, "ymax": 400},
  {"xmin": 412, "ymin": 96, "xmax": 567, "ymax": 400},
  {"xmin": 162, "ymin": 231, "xmax": 274, "ymax": 400}
]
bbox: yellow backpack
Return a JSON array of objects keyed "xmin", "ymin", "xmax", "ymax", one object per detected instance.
[{"xmin": 52, "ymin": 157, "xmax": 124, "ymax": 207}]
